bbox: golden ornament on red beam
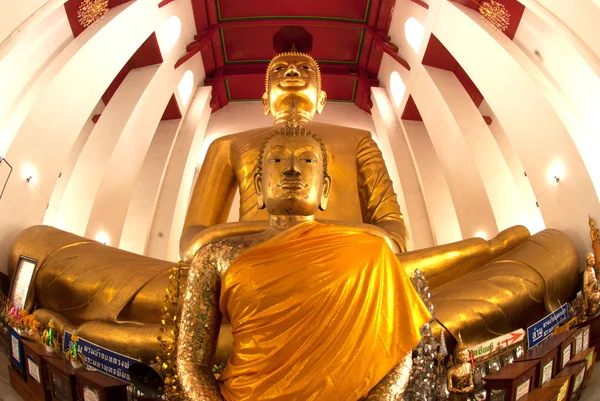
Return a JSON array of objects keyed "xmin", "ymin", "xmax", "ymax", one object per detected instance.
[
  {"xmin": 77, "ymin": 0, "xmax": 109, "ymax": 28},
  {"xmin": 469, "ymin": 0, "xmax": 511, "ymax": 32}
]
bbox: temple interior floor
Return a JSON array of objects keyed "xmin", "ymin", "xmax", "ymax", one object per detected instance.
[{"xmin": 0, "ymin": 352, "xmax": 599, "ymax": 400}]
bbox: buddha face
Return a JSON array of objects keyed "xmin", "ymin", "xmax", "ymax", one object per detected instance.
[
  {"xmin": 255, "ymin": 135, "xmax": 331, "ymax": 216},
  {"xmin": 454, "ymin": 347, "xmax": 470, "ymax": 364},
  {"xmin": 262, "ymin": 54, "xmax": 327, "ymax": 123},
  {"xmin": 587, "ymin": 253, "xmax": 596, "ymax": 267}
]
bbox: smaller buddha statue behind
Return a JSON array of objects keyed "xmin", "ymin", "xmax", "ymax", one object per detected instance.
[
  {"xmin": 584, "ymin": 253, "xmax": 600, "ymax": 317},
  {"xmin": 447, "ymin": 334, "xmax": 474, "ymax": 401}
]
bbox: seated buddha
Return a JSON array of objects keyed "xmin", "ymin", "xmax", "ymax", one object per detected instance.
[
  {"xmin": 177, "ymin": 114, "xmax": 431, "ymax": 400},
  {"xmin": 182, "ymin": 51, "xmax": 408, "ymax": 255},
  {"xmin": 7, "ymin": 52, "xmax": 579, "ymax": 366}
]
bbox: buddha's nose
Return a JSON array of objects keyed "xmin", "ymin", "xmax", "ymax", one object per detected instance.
[
  {"xmin": 283, "ymin": 157, "xmax": 301, "ymax": 175},
  {"xmin": 284, "ymin": 65, "xmax": 300, "ymax": 78}
]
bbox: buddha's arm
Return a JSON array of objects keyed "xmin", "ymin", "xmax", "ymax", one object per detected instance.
[
  {"xmin": 356, "ymin": 134, "xmax": 408, "ymax": 252},
  {"xmin": 177, "ymin": 244, "xmax": 224, "ymax": 401},
  {"xmin": 181, "ymin": 138, "xmax": 238, "ymax": 254},
  {"xmin": 446, "ymin": 371, "xmax": 456, "ymax": 392},
  {"xmin": 366, "ymin": 353, "xmax": 412, "ymax": 400}
]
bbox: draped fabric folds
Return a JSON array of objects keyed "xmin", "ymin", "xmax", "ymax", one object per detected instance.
[{"xmin": 218, "ymin": 222, "xmax": 431, "ymax": 401}]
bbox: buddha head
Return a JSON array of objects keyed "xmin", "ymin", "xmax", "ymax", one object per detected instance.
[
  {"xmin": 262, "ymin": 52, "xmax": 327, "ymax": 124},
  {"xmin": 586, "ymin": 253, "xmax": 596, "ymax": 268},
  {"xmin": 453, "ymin": 333, "xmax": 470, "ymax": 364},
  {"xmin": 254, "ymin": 120, "xmax": 331, "ymax": 216}
]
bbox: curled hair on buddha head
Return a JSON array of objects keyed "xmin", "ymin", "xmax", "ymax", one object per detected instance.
[
  {"xmin": 255, "ymin": 107, "xmax": 328, "ymax": 178},
  {"xmin": 265, "ymin": 51, "xmax": 322, "ymax": 92}
]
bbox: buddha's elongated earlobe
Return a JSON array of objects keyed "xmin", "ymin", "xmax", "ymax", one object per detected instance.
[
  {"xmin": 319, "ymin": 174, "xmax": 332, "ymax": 211},
  {"xmin": 254, "ymin": 173, "xmax": 266, "ymax": 209}
]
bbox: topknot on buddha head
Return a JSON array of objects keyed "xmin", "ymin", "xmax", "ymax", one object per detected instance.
[
  {"xmin": 453, "ymin": 333, "xmax": 470, "ymax": 364},
  {"xmin": 262, "ymin": 52, "xmax": 327, "ymax": 124}
]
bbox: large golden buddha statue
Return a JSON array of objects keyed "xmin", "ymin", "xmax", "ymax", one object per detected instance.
[
  {"xmin": 177, "ymin": 114, "xmax": 431, "ymax": 400},
  {"xmin": 8, "ymin": 52, "xmax": 580, "ymax": 369}
]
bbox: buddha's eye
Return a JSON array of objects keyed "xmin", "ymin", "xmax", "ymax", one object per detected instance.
[
  {"xmin": 303, "ymin": 158, "xmax": 317, "ymax": 163},
  {"xmin": 273, "ymin": 66, "xmax": 285, "ymax": 72},
  {"xmin": 300, "ymin": 65, "xmax": 312, "ymax": 71},
  {"xmin": 269, "ymin": 158, "xmax": 282, "ymax": 163}
]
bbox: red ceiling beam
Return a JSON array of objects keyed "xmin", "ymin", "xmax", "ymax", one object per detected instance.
[
  {"xmin": 175, "ymin": 25, "xmax": 219, "ymax": 69},
  {"xmin": 366, "ymin": 28, "xmax": 410, "ymax": 71},
  {"xmin": 410, "ymin": 0, "xmax": 430, "ymax": 9},
  {"xmin": 203, "ymin": 64, "xmax": 378, "ymax": 86},
  {"xmin": 193, "ymin": 19, "xmax": 368, "ymax": 40},
  {"xmin": 158, "ymin": 0, "xmax": 176, "ymax": 8}
]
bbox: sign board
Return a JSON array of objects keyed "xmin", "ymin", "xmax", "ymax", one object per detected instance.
[
  {"xmin": 527, "ymin": 303, "xmax": 568, "ymax": 349},
  {"xmin": 468, "ymin": 329, "xmax": 525, "ymax": 361},
  {"xmin": 9, "ymin": 328, "xmax": 23, "ymax": 372},
  {"xmin": 63, "ymin": 331, "xmax": 139, "ymax": 382}
]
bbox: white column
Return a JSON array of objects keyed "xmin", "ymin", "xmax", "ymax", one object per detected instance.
[
  {"xmin": 513, "ymin": 9, "xmax": 600, "ymax": 198},
  {"xmin": 411, "ymin": 64, "xmax": 498, "ymax": 239},
  {"xmin": 0, "ymin": 5, "xmax": 72, "ymax": 156},
  {"xmin": 0, "ymin": 0, "xmax": 67, "ymax": 50},
  {"xmin": 371, "ymin": 87, "xmax": 434, "ymax": 250},
  {"xmin": 0, "ymin": 0, "xmax": 160, "ymax": 273},
  {"xmin": 84, "ymin": 61, "xmax": 195, "ymax": 245},
  {"xmin": 518, "ymin": 0, "xmax": 600, "ymax": 71},
  {"xmin": 402, "ymin": 120, "xmax": 462, "ymax": 245},
  {"xmin": 120, "ymin": 120, "xmax": 179, "ymax": 254},
  {"xmin": 147, "ymin": 86, "xmax": 212, "ymax": 261},
  {"xmin": 480, "ymin": 102, "xmax": 546, "ymax": 234},
  {"xmin": 43, "ymin": 101, "xmax": 105, "ymax": 226},
  {"xmin": 433, "ymin": 1, "xmax": 600, "ymax": 260},
  {"xmin": 56, "ymin": 66, "xmax": 159, "ymax": 235},
  {"xmin": 84, "ymin": 0, "xmax": 204, "ymax": 246},
  {"xmin": 428, "ymin": 67, "xmax": 528, "ymax": 231}
]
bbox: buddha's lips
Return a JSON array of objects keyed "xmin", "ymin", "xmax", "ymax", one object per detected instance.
[
  {"xmin": 279, "ymin": 78, "xmax": 306, "ymax": 87},
  {"xmin": 278, "ymin": 179, "xmax": 307, "ymax": 189}
]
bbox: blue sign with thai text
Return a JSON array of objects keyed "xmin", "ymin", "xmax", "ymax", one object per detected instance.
[
  {"xmin": 527, "ymin": 303, "xmax": 569, "ymax": 349},
  {"xmin": 63, "ymin": 330, "xmax": 139, "ymax": 382}
]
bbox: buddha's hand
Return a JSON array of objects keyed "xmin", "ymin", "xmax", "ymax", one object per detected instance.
[
  {"xmin": 178, "ymin": 362, "xmax": 224, "ymax": 401},
  {"xmin": 365, "ymin": 353, "xmax": 412, "ymax": 400},
  {"xmin": 178, "ymin": 243, "xmax": 225, "ymax": 400}
]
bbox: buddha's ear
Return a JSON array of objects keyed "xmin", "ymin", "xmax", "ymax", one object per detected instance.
[
  {"xmin": 316, "ymin": 90, "xmax": 327, "ymax": 115},
  {"xmin": 262, "ymin": 92, "xmax": 270, "ymax": 116},
  {"xmin": 254, "ymin": 173, "xmax": 266, "ymax": 209},
  {"xmin": 319, "ymin": 173, "xmax": 332, "ymax": 211}
]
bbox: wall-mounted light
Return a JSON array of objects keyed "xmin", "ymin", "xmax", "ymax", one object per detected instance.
[
  {"xmin": 22, "ymin": 165, "xmax": 37, "ymax": 184},
  {"xmin": 475, "ymin": 231, "xmax": 487, "ymax": 240},
  {"xmin": 96, "ymin": 231, "xmax": 109, "ymax": 245},
  {"xmin": 547, "ymin": 161, "xmax": 565, "ymax": 184}
]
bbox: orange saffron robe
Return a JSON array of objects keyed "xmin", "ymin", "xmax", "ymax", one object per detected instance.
[{"xmin": 217, "ymin": 222, "xmax": 431, "ymax": 401}]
